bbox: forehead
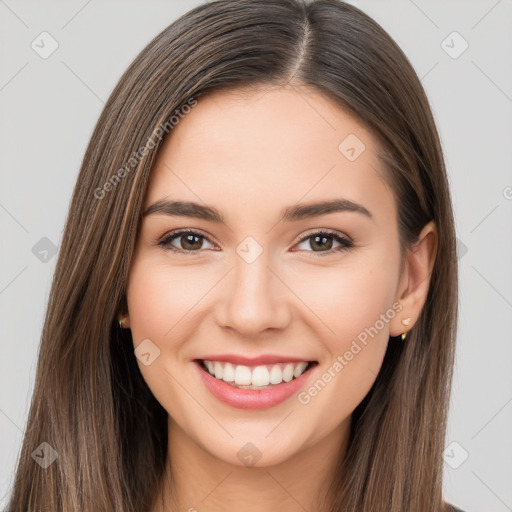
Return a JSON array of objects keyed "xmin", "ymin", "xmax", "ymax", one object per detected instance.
[{"xmin": 144, "ymin": 85, "xmax": 396, "ymax": 229}]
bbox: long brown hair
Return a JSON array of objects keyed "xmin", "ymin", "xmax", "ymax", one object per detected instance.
[{"xmin": 8, "ymin": 1, "xmax": 458, "ymax": 510}]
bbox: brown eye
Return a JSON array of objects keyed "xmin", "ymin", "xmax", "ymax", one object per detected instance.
[
  {"xmin": 294, "ymin": 231, "xmax": 353, "ymax": 256},
  {"xmin": 157, "ymin": 230, "xmax": 215, "ymax": 253},
  {"xmin": 310, "ymin": 234, "xmax": 334, "ymax": 251}
]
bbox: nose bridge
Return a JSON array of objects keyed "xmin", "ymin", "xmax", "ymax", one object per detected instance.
[{"xmin": 217, "ymin": 243, "xmax": 290, "ymax": 336}]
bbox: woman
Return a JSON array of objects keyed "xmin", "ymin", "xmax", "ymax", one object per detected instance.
[{"xmin": 8, "ymin": 0, "xmax": 465, "ymax": 511}]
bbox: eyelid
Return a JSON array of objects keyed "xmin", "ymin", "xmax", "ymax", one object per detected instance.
[
  {"xmin": 156, "ymin": 227, "xmax": 353, "ymax": 255},
  {"xmin": 293, "ymin": 227, "xmax": 353, "ymax": 245},
  {"xmin": 158, "ymin": 227, "xmax": 214, "ymax": 243},
  {"xmin": 157, "ymin": 228, "xmax": 218, "ymax": 252},
  {"xmin": 291, "ymin": 228, "xmax": 353, "ymax": 257}
]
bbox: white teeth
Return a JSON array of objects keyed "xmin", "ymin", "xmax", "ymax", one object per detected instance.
[
  {"xmin": 251, "ymin": 366, "xmax": 270, "ymax": 387},
  {"xmin": 214, "ymin": 361, "xmax": 223, "ymax": 379},
  {"xmin": 282, "ymin": 363, "xmax": 294, "ymax": 382},
  {"xmin": 202, "ymin": 360, "xmax": 312, "ymax": 387},
  {"xmin": 293, "ymin": 362, "xmax": 308, "ymax": 378},
  {"xmin": 269, "ymin": 365, "xmax": 282, "ymax": 385},
  {"xmin": 234, "ymin": 365, "xmax": 252, "ymax": 385},
  {"xmin": 222, "ymin": 362, "xmax": 235, "ymax": 382}
]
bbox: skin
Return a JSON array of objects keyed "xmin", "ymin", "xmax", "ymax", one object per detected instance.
[{"xmin": 121, "ymin": 84, "xmax": 437, "ymax": 511}]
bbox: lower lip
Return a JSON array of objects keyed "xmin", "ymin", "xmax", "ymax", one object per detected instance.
[{"xmin": 194, "ymin": 361, "xmax": 316, "ymax": 410}]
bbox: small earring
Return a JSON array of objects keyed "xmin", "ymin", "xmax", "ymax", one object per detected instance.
[
  {"xmin": 400, "ymin": 317, "xmax": 411, "ymax": 341},
  {"xmin": 118, "ymin": 317, "xmax": 126, "ymax": 328}
]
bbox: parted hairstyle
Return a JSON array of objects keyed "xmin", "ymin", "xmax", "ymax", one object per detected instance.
[{"xmin": 8, "ymin": 1, "xmax": 459, "ymax": 511}]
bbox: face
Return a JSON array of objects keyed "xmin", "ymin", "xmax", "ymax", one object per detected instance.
[{"xmin": 125, "ymin": 84, "xmax": 405, "ymax": 467}]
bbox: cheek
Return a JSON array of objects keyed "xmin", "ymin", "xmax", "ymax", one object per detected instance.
[
  {"xmin": 126, "ymin": 258, "xmax": 222, "ymax": 404},
  {"xmin": 298, "ymin": 259, "xmax": 398, "ymax": 346},
  {"xmin": 125, "ymin": 260, "xmax": 203, "ymax": 418},
  {"xmin": 295, "ymin": 263, "xmax": 397, "ymax": 430},
  {"xmin": 126, "ymin": 260, "xmax": 206, "ymax": 341},
  {"xmin": 314, "ymin": 253, "xmax": 400, "ymax": 400}
]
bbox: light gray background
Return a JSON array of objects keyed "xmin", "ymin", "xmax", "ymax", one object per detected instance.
[{"xmin": 1, "ymin": 1, "xmax": 511, "ymax": 511}]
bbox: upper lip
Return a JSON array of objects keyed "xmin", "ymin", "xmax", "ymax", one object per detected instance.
[{"xmin": 195, "ymin": 354, "xmax": 316, "ymax": 366}]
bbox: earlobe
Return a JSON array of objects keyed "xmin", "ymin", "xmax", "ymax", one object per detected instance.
[
  {"xmin": 390, "ymin": 220, "xmax": 438, "ymax": 338},
  {"xmin": 118, "ymin": 315, "xmax": 131, "ymax": 329},
  {"xmin": 117, "ymin": 295, "xmax": 131, "ymax": 329}
]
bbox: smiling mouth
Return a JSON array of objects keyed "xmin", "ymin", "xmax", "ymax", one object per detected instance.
[{"xmin": 196, "ymin": 359, "xmax": 318, "ymax": 390}]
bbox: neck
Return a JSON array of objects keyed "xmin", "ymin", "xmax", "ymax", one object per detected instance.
[{"xmin": 152, "ymin": 416, "xmax": 351, "ymax": 512}]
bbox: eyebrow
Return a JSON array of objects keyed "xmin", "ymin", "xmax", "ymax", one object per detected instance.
[{"xmin": 142, "ymin": 198, "xmax": 373, "ymax": 223}]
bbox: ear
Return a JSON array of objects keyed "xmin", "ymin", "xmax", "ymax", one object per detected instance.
[
  {"xmin": 389, "ymin": 220, "xmax": 438, "ymax": 337},
  {"xmin": 117, "ymin": 296, "xmax": 131, "ymax": 329},
  {"xmin": 118, "ymin": 314, "xmax": 131, "ymax": 329}
]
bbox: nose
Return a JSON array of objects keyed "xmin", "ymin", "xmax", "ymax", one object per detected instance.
[{"xmin": 215, "ymin": 252, "xmax": 291, "ymax": 338}]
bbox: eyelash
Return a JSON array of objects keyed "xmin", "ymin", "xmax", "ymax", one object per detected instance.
[{"xmin": 156, "ymin": 228, "xmax": 354, "ymax": 257}]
